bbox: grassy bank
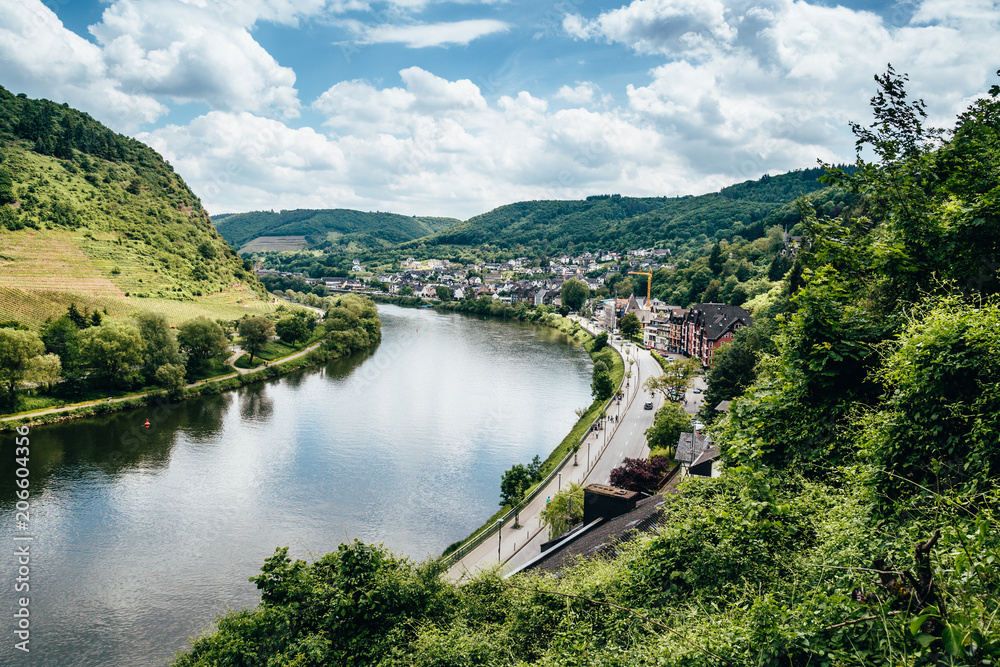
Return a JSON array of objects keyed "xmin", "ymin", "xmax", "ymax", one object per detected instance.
[{"xmin": 441, "ymin": 317, "xmax": 625, "ymax": 558}]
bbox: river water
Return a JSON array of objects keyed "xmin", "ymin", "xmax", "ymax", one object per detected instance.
[{"xmin": 0, "ymin": 304, "xmax": 593, "ymax": 666}]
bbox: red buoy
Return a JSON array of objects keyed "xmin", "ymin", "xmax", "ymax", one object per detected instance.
[{"xmin": 144, "ymin": 419, "xmax": 150, "ymax": 428}]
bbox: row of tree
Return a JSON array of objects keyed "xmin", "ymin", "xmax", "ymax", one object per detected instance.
[{"xmin": 0, "ymin": 305, "xmax": 326, "ymax": 410}]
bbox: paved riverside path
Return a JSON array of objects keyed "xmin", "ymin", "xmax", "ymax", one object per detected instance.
[{"xmin": 446, "ymin": 322, "xmax": 665, "ymax": 581}]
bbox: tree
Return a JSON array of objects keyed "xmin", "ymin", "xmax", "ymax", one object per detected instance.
[
  {"xmin": 435, "ymin": 285, "xmax": 453, "ymax": 301},
  {"xmin": 708, "ymin": 242, "xmax": 724, "ymax": 275},
  {"xmin": 561, "ymin": 278, "xmax": 590, "ymax": 311},
  {"xmin": 619, "ymin": 312, "xmax": 641, "ymax": 338},
  {"xmin": 644, "ymin": 356, "xmax": 701, "ymax": 400},
  {"xmin": 239, "ymin": 317, "xmax": 275, "ymax": 362},
  {"xmin": 608, "ymin": 456, "xmax": 673, "ymax": 494},
  {"xmin": 499, "ymin": 463, "xmax": 532, "ymax": 527},
  {"xmin": 275, "ymin": 315, "xmax": 309, "ymax": 345},
  {"xmin": 78, "ymin": 320, "xmax": 145, "ymax": 388},
  {"xmin": 0, "ymin": 165, "xmax": 14, "ymax": 204},
  {"xmin": 66, "ymin": 303, "xmax": 89, "ymax": 329},
  {"xmin": 154, "ymin": 363, "xmax": 187, "ymax": 396},
  {"xmin": 41, "ymin": 316, "xmax": 81, "ymax": 373},
  {"xmin": 178, "ymin": 317, "xmax": 229, "ymax": 372},
  {"xmin": 539, "ymin": 482, "xmax": 583, "ymax": 539},
  {"xmin": 399, "ymin": 285, "xmax": 414, "ymax": 296},
  {"xmin": 0, "ymin": 328, "xmax": 45, "ymax": 403},
  {"xmin": 590, "ymin": 356, "xmax": 615, "ymax": 400},
  {"xmin": 645, "ymin": 402, "xmax": 692, "ymax": 457},
  {"xmin": 592, "ymin": 331, "xmax": 608, "ymax": 352},
  {"xmin": 699, "ymin": 325, "xmax": 775, "ymax": 423},
  {"xmin": 135, "ymin": 312, "xmax": 182, "ymax": 383}
]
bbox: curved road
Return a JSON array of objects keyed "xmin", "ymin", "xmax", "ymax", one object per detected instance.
[{"xmin": 446, "ymin": 322, "xmax": 665, "ymax": 581}]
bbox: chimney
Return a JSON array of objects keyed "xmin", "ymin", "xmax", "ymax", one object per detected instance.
[{"xmin": 583, "ymin": 484, "xmax": 638, "ymax": 525}]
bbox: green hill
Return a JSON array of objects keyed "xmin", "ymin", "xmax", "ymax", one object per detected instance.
[
  {"xmin": 420, "ymin": 168, "xmax": 833, "ymax": 254},
  {"xmin": 0, "ymin": 86, "xmax": 276, "ymax": 328},
  {"xmin": 213, "ymin": 208, "xmax": 459, "ymax": 253}
]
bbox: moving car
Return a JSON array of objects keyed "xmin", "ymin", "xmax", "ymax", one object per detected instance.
[
  {"xmin": 644, "ymin": 401, "xmax": 653, "ymax": 410},
  {"xmin": 692, "ymin": 387, "xmax": 702, "ymax": 394}
]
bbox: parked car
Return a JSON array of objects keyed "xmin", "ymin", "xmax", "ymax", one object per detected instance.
[
  {"xmin": 692, "ymin": 387, "xmax": 702, "ymax": 394},
  {"xmin": 644, "ymin": 401, "xmax": 653, "ymax": 410}
]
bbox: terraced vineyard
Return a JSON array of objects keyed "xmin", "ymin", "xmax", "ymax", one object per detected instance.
[
  {"xmin": 0, "ymin": 229, "xmax": 124, "ymax": 295},
  {"xmin": 239, "ymin": 235, "xmax": 309, "ymax": 254},
  {"xmin": 0, "ymin": 283, "xmax": 280, "ymax": 328}
]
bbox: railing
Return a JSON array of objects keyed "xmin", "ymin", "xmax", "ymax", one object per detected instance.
[{"xmin": 441, "ymin": 321, "xmax": 634, "ymax": 568}]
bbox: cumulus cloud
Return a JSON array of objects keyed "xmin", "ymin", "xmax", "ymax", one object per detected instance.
[
  {"xmin": 565, "ymin": 0, "xmax": 1000, "ymax": 181},
  {"xmin": 0, "ymin": 0, "xmax": 166, "ymax": 132},
  {"xmin": 359, "ymin": 19, "xmax": 510, "ymax": 47},
  {"xmin": 90, "ymin": 0, "xmax": 301, "ymax": 119},
  {"xmin": 149, "ymin": 68, "xmax": 677, "ymax": 218}
]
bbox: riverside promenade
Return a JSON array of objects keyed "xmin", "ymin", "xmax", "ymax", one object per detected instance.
[{"xmin": 446, "ymin": 320, "xmax": 665, "ymax": 581}]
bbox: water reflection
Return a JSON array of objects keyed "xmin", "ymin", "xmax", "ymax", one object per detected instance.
[{"xmin": 0, "ymin": 305, "xmax": 593, "ymax": 666}]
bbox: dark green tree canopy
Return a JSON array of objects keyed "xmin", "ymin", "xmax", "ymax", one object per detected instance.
[
  {"xmin": 238, "ymin": 317, "xmax": 275, "ymax": 361},
  {"xmin": 560, "ymin": 278, "xmax": 590, "ymax": 311}
]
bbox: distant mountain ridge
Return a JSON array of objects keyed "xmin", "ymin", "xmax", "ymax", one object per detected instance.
[
  {"xmin": 417, "ymin": 168, "xmax": 835, "ymax": 254},
  {"xmin": 213, "ymin": 209, "xmax": 459, "ymax": 252}
]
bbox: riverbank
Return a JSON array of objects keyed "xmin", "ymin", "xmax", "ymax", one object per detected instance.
[
  {"xmin": 0, "ymin": 321, "xmax": 380, "ymax": 432},
  {"xmin": 439, "ymin": 316, "xmax": 625, "ymax": 561}
]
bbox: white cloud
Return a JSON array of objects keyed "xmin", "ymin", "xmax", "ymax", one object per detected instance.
[
  {"xmin": 556, "ymin": 82, "xmax": 599, "ymax": 105},
  {"xmin": 90, "ymin": 0, "xmax": 301, "ymax": 119},
  {"xmin": 0, "ymin": 0, "xmax": 167, "ymax": 132},
  {"xmin": 150, "ymin": 68, "xmax": 676, "ymax": 219},
  {"xmin": 357, "ymin": 19, "xmax": 510, "ymax": 47},
  {"xmin": 565, "ymin": 0, "xmax": 1000, "ymax": 181}
]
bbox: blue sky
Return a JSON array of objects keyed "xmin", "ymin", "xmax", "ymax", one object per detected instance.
[{"xmin": 1, "ymin": 0, "xmax": 999, "ymax": 219}]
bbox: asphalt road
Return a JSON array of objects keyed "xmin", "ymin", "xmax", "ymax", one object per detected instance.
[{"xmin": 446, "ymin": 323, "xmax": 665, "ymax": 581}]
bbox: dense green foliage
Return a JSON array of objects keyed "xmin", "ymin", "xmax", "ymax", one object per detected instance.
[
  {"xmin": 422, "ymin": 171, "xmax": 829, "ymax": 254},
  {"xmin": 175, "ymin": 71, "xmax": 1000, "ymax": 667},
  {"xmin": 644, "ymin": 401, "xmax": 692, "ymax": 458},
  {"xmin": 214, "ymin": 208, "xmax": 457, "ymax": 251},
  {"xmin": 0, "ymin": 86, "xmax": 264, "ymax": 308}
]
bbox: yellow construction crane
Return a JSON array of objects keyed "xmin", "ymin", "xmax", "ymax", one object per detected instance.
[{"xmin": 628, "ymin": 271, "xmax": 652, "ymax": 305}]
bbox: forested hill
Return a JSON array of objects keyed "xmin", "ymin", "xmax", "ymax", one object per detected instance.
[
  {"xmin": 213, "ymin": 208, "xmax": 459, "ymax": 252},
  {"xmin": 0, "ymin": 86, "xmax": 265, "ymax": 327},
  {"xmin": 419, "ymin": 168, "xmax": 833, "ymax": 254}
]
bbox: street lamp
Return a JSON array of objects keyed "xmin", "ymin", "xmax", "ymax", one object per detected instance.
[
  {"xmin": 558, "ymin": 472, "xmax": 562, "ymax": 491},
  {"xmin": 497, "ymin": 519, "xmax": 502, "ymax": 563}
]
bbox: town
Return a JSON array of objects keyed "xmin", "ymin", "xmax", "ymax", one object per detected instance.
[{"xmin": 255, "ymin": 247, "xmax": 752, "ymax": 366}]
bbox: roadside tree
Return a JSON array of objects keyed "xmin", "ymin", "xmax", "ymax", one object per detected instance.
[
  {"xmin": 561, "ymin": 278, "xmax": 590, "ymax": 311},
  {"xmin": 275, "ymin": 315, "xmax": 309, "ymax": 345},
  {"xmin": 645, "ymin": 401, "xmax": 692, "ymax": 457},
  {"xmin": 609, "ymin": 456, "xmax": 673, "ymax": 494},
  {"xmin": 135, "ymin": 312, "xmax": 183, "ymax": 384},
  {"xmin": 78, "ymin": 320, "xmax": 145, "ymax": 388},
  {"xmin": 0, "ymin": 328, "xmax": 45, "ymax": 404},
  {"xmin": 644, "ymin": 356, "xmax": 701, "ymax": 400},
  {"xmin": 499, "ymin": 463, "xmax": 533, "ymax": 527},
  {"xmin": 540, "ymin": 482, "xmax": 583, "ymax": 539},
  {"xmin": 619, "ymin": 312, "xmax": 641, "ymax": 338},
  {"xmin": 239, "ymin": 317, "xmax": 276, "ymax": 362},
  {"xmin": 178, "ymin": 317, "xmax": 229, "ymax": 372}
]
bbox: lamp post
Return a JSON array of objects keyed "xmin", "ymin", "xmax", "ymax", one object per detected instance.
[
  {"xmin": 497, "ymin": 519, "xmax": 502, "ymax": 563},
  {"xmin": 558, "ymin": 472, "xmax": 562, "ymax": 491}
]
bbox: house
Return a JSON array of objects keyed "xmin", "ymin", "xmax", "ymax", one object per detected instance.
[{"xmin": 675, "ymin": 432, "xmax": 720, "ymax": 478}]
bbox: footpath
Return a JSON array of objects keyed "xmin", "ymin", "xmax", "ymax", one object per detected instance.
[
  {"xmin": 446, "ymin": 321, "xmax": 665, "ymax": 581},
  {"xmin": 0, "ymin": 340, "xmax": 324, "ymax": 424}
]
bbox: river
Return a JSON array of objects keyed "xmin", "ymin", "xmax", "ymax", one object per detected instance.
[{"xmin": 0, "ymin": 304, "xmax": 594, "ymax": 666}]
